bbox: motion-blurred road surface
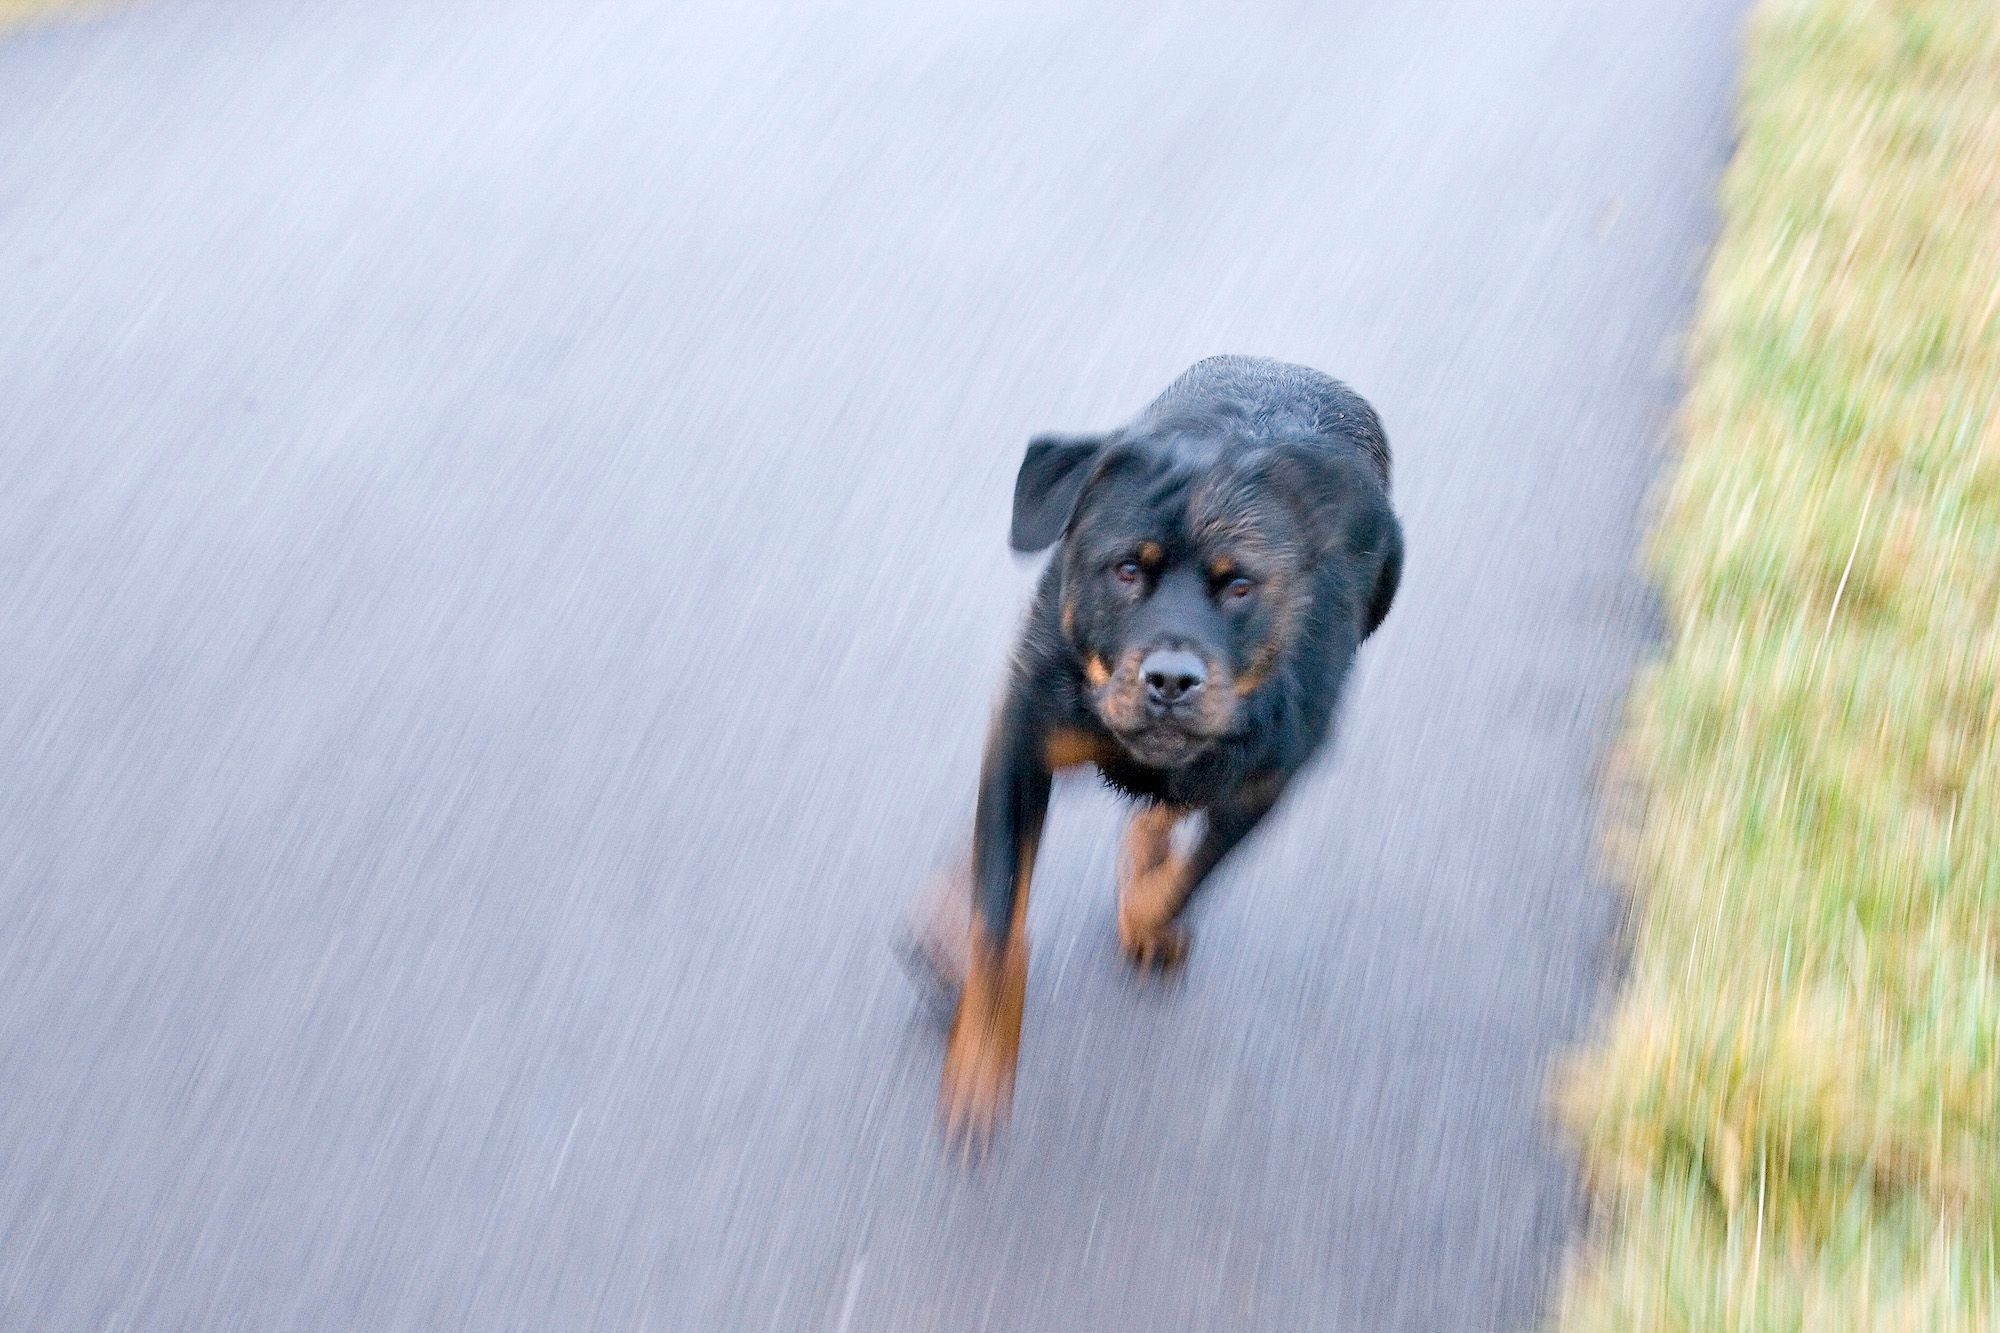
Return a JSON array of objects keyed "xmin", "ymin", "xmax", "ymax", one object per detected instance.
[{"xmin": 0, "ymin": 2, "xmax": 1740, "ymax": 1328}]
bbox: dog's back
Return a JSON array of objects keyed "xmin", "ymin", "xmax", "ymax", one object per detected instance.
[{"xmin": 1135, "ymin": 355, "xmax": 1391, "ymax": 487}]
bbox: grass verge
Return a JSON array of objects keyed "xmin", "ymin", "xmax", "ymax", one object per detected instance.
[
  {"xmin": 0, "ymin": 0, "xmax": 109, "ymax": 28},
  {"xmin": 1555, "ymin": 1, "xmax": 1999, "ymax": 1328}
]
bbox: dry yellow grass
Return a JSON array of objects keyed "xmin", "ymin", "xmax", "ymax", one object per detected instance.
[
  {"xmin": 0, "ymin": 0, "xmax": 111, "ymax": 27},
  {"xmin": 1555, "ymin": 1, "xmax": 1999, "ymax": 1328}
]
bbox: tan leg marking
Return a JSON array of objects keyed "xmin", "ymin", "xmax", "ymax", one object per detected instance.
[
  {"xmin": 941, "ymin": 918, "xmax": 1028, "ymax": 1151},
  {"xmin": 1116, "ymin": 804, "xmax": 1193, "ymax": 969}
]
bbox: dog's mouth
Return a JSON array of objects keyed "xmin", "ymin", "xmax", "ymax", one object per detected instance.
[{"xmin": 1106, "ymin": 719, "xmax": 1218, "ymax": 768}]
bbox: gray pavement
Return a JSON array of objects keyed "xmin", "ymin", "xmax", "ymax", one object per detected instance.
[{"xmin": 0, "ymin": 2, "xmax": 1741, "ymax": 1328}]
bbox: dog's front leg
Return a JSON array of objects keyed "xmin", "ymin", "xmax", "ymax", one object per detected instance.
[
  {"xmin": 940, "ymin": 695, "xmax": 1050, "ymax": 1150},
  {"xmin": 1118, "ymin": 776, "xmax": 1285, "ymax": 968}
]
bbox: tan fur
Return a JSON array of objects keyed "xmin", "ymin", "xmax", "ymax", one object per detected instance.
[
  {"xmin": 1116, "ymin": 804, "xmax": 1193, "ymax": 967},
  {"xmin": 1043, "ymin": 727, "xmax": 1106, "ymax": 771},
  {"xmin": 941, "ymin": 918, "xmax": 1028, "ymax": 1145},
  {"xmin": 941, "ymin": 833, "xmax": 1039, "ymax": 1146}
]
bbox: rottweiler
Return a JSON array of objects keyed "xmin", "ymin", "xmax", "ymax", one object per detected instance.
[{"xmin": 904, "ymin": 355, "xmax": 1402, "ymax": 1147}]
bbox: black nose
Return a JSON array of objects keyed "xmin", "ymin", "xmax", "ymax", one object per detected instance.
[{"xmin": 1141, "ymin": 649, "xmax": 1207, "ymax": 708}]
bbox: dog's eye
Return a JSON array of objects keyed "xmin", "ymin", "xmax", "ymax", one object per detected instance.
[
  {"xmin": 1113, "ymin": 561, "xmax": 1141, "ymax": 585},
  {"xmin": 1222, "ymin": 577, "xmax": 1254, "ymax": 601}
]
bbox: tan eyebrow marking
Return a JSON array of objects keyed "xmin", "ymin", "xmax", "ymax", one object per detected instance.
[{"xmin": 1136, "ymin": 541, "xmax": 1164, "ymax": 567}]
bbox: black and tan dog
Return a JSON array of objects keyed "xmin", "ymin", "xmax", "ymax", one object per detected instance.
[{"xmin": 905, "ymin": 356, "xmax": 1402, "ymax": 1146}]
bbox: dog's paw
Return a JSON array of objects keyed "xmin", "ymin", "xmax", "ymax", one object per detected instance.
[
  {"xmin": 1116, "ymin": 842, "xmax": 1192, "ymax": 972},
  {"xmin": 940, "ymin": 1018, "xmax": 1015, "ymax": 1156},
  {"xmin": 1118, "ymin": 914, "xmax": 1190, "ymax": 970}
]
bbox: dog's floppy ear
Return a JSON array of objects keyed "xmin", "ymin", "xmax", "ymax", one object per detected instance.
[{"xmin": 1010, "ymin": 433, "xmax": 1109, "ymax": 553}]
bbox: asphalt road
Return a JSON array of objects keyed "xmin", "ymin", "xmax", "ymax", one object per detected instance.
[{"xmin": 0, "ymin": 3, "xmax": 1742, "ymax": 1328}]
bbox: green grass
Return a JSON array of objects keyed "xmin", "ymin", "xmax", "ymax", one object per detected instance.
[{"xmin": 1555, "ymin": 1, "xmax": 1999, "ymax": 1328}]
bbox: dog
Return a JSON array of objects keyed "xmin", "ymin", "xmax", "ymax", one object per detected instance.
[{"xmin": 904, "ymin": 355, "xmax": 1402, "ymax": 1146}]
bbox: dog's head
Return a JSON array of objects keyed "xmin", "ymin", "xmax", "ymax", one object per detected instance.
[{"xmin": 1012, "ymin": 421, "xmax": 1398, "ymax": 770}]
